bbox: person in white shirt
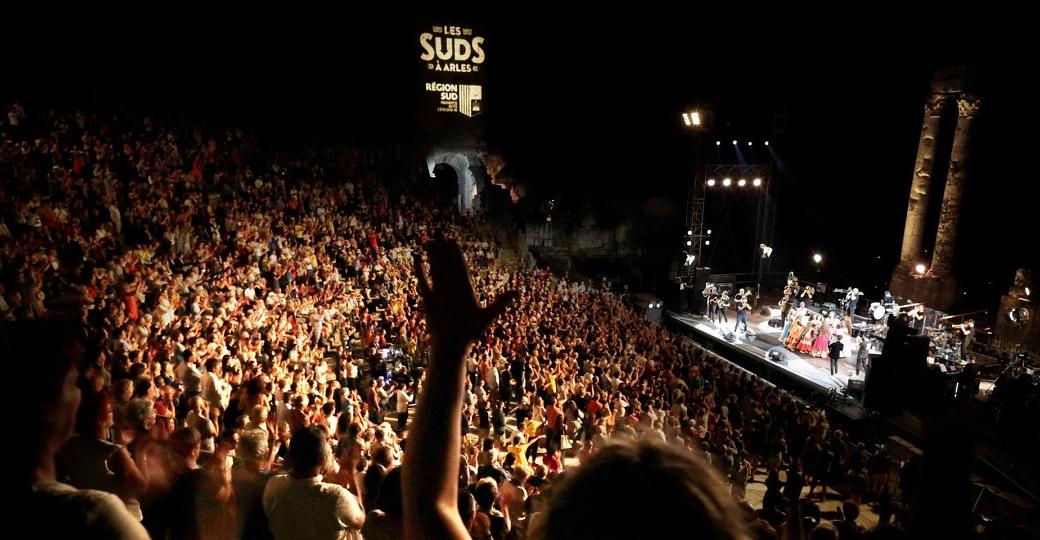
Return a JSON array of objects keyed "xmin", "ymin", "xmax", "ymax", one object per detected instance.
[
  {"xmin": 174, "ymin": 352, "xmax": 202, "ymax": 396},
  {"xmin": 263, "ymin": 426, "xmax": 365, "ymax": 540},
  {"xmin": 200, "ymin": 358, "xmax": 229, "ymax": 411},
  {"xmin": 394, "ymin": 383, "xmax": 412, "ymax": 433}
]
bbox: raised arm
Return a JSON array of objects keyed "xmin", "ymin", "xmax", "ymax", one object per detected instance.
[{"xmin": 403, "ymin": 239, "xmax": 516, "ymax": 540}]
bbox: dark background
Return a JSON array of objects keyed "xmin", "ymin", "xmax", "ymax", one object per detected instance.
[{"xmin": 3, "ymin": 8, "xmax": 1039, "ymax": 317}]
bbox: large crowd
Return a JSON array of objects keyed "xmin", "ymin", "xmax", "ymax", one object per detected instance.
[{"xmin": 3, "ymin": 102, "xmax": 977, "ymax": 539}]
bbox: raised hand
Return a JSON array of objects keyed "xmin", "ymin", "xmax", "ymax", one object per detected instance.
[
  {"xmin": 404, "ymin": 238, "xmax": 517, "ymax": 540},
  {"xmin": 413, "ymin": 238, "xmax": 516, "ymax": 353}
]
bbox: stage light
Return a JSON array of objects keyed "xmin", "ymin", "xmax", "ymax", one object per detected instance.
[
  {"xmin": 722, "ymin": 178, "xmax": 732, "ymax": 187},
  {"xmin": 706, "ymin": 179, "xmax": 716, "ymax": 187},
  {"xmin": 716, "ymin": 140, "xmax": 721, "ymax": 146},
  {"xmin": 685, "ymin": 253, "xmax": 696, "ymax": 266},
  {"xmin": 656, "ymin": 302, "xmax": 663, "ymax": 308},
  {"xmin": 686, "ymin": 240, "xmax": 692, "ymax": 246},
  {"xmin": 706, "ymin": 229, "xmax": 711, "ymax": 235},
  {"xmin": 705, "ymin": 240, "xmax": 711, "ymax": 245},
  {"xmin": 732, "ymin": 140, "xmax": 737, "ymax": 145},
  {"xmin": 915, "ymin": 264, "xmax": 927, "ymax": 274},
  {"xmin": 760, "ymin": 244, "xmax": 773, "ymax": 258},
  {"xmin": 687, "ymin": 230, "xmax": 693, "ymax": 236},
  {"xmin": 764, "ymin": 141, "xmax": 770, "ymax": 146},
  {"xmin": 813, "ymin": 253, "xmax": 823, "ymax": 264},
  {"xmin": 738, "ymin": 179, "xmax": 747, "ymax": 187},
  {"xmin": 648, "ymin": 303, "xmax": 654, "ymax": 309},
  {"xmin": 747, "ymin": 141, "xmax": 753, "ymax": 146},
  {"xmin": 1026, "ymin": 286, "xmax": 1031, "ymax": 296},
  {"xmin": 753, "ymin": 178, "xmax": 762, "ymax": 187},
  {"xmin": 682, "ymin": 111, "xmax": 702, "ymax": 127}
]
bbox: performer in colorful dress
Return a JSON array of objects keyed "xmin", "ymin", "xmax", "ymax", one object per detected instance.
[
  {"xmin": 811, "ymin": 320, "xmax": 831, "ymax": 358},
  {"xmin": 780, "ymin": 307, "xmax": 798, "ymax": 341},
  {"xmin": 785, "ymin": 314, "xmax": 807, "ymax": 350},
  {"xmin": 797, "ymin": 316, "xmax": 820, "ymax": 353}
]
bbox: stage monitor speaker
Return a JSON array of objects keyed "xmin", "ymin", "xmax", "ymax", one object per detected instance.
[
  {"xmin": 768, "ymin": 318, "xmax": 783, "ymax": 328},
  {"xmin": 767, "ymin": 347, "xmax": 789, "ymax": 365},
  {"xmin": 744, "ymin": 332, "xmax": 756, "ymax": 342}
]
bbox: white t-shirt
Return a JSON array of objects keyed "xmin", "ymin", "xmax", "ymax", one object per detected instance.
[
  {"xmin": 28, "ymin": 480, "xmax": 149, "ymax": 539},
  {"xmin": 394, "ymin": 389, "xmax": 411, "ymax": 414},
  {"xmin": 263, "ymin": 475, "xmax": 364, "ymax": 540}
]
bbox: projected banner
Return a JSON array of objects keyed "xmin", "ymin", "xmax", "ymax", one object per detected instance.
[{"xmin": 420, "ymin": 24, "xmax": 484, "ymax": 117}]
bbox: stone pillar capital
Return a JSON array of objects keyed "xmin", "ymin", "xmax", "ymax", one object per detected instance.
[
  {"xmin": 957, "ymin": 96, "xmax": 981, "ymax": 117},
  {"xmin": 924, "ymin": 93, "xmax": 949, "ymax": 116}
]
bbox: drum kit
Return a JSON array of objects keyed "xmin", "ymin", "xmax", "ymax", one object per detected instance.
[{"xmin": 868, "ymin": 300, "xmax": 922, "ymax": 321}]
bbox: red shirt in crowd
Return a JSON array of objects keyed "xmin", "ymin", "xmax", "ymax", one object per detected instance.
[
  {"xmin": 587, "ymin": 399, "xmax": 602, "ymax": 419},
  {"xmin": 546, "ymin": 404, "xmax": 563, "ymax": 431},
  {"xmin": 543, "ymin": 452, "xmax": 562, "ymax": 475},
  {"xmin": 124, "ymin": 293, "xmax": 139, "ymax": 321}
]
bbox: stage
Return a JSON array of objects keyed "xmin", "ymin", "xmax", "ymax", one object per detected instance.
[{"xmin": 668, "ymin": 308, "xmax": 871, "ymax": 396}]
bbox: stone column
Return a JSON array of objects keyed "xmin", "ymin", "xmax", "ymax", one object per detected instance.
[
  {"xmin": 930, "ymin": 96, "xmax": 980, "ymax": 276},
  {"xmin": 897, "ymin": 93, "xmax": 947, "ymax": 269}
]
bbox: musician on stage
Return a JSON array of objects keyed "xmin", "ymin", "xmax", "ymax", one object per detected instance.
[
  {"xmin": 828, "ymin": 337, "xmax": 844, "ymax": 376},
  {"xmin": 854, "ymin": 335, "xmax": 871, "ymax": 376},
  {"xmin": 715, "ymin": 290, "xmax": 730, "ymax": 325},
  {"xmin": 780, "ymin": 274, "xmax": 799, "ymax": 320},
  {"xmin": 734, "ymin": 288, "xmax": 751, "ymax": 333},
  {"xmin": 906, "ymin": 301, "xmax": 925, "ymax": 335},
  {"xmin": 844, "ymin": 287, "xmax": 863, "ymax": 317},
  {"xmin": 800, "ymin": 284, "xmax": 815, "ymax": 308},
  {"xmin": 703, "ymin": 283, "xmax": 718, "ymax": 320},
  {"xmin": 959, "ymin": 320, "xmax": 976, "ymax": 361}
]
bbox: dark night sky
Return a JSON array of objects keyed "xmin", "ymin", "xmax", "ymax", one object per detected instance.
[{"xmin": 3, "ymin": 8, "xmax": 1040, "ymax": 316}]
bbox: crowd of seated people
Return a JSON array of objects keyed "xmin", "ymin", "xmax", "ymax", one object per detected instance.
[{"xmin": 3, "ymin": 103, "xmax": 975, "ymax": 539}]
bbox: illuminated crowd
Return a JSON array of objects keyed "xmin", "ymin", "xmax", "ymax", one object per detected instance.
[{"xmin": 4, "ymin": 102, "xmax": 934, "ymax": 539}]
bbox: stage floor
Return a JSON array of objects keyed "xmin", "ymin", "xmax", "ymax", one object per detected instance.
[{"xmin": 669, "ymin": 310, "xmax": 869, "ymax": 394}]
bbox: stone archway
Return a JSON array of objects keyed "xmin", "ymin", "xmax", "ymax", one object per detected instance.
[{"xmin": 426, "ymin": 149, "xmax": 485, "ymax": 210}]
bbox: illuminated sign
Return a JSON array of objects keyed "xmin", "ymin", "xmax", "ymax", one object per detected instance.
[
  {"xmin": 424, "ymin": 82, "xmax": 482, "ymax": 117},
  {"xmin": 420, "ymin": 24, "xmax": 484, "ymax": 117},
  {"xmin": 419, "ymin": 25, "xmax": 485, "ymax": 73}
]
